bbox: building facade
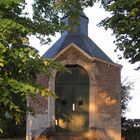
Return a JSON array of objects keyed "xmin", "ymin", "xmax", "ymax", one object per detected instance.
[{"xmin": 26, "ymin": 11, "xmax": 121, "ymax": 140}]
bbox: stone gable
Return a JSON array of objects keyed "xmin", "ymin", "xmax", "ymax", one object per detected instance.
[{"xmin": 26, "ymin": 12, "xmax": 121, "ymax": 139}]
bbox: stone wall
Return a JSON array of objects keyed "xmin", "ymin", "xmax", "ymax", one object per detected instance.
[
  {"xmin": 26, "ymin": 44, "xmax": 121, "ymax": 140},
  {"xmin": 55, "ymin": 45, "xmax": 121, "ymax": 139},
  {"xmin": 95, "ymin": 61, "xmax": 121, "ymax": 140},
  {"xmin": 26, "ymin": 75, "xmax": 49, "ymax": 140}
]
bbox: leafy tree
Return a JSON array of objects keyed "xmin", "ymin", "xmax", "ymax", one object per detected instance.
[
  {"xmin": 0, "ymin": 0, "xmax": 67, "ymax": 133},
  {"xmin": 121, "ymin": 80, "xmax": 133, "ymax": 137},
  {"xmin": 99, "ymin": 0, "xmax": 140, "ymax": 69},
  {"xmin": 121, "ymin": 80, "xmax": 133, "ymax": 116},
  {"xmin": 0, "ymin": 0, "xmax": 97, "ymax": 135},
  {"xmin": 31, "ymin": 1, "xmax": 140, "ymax": 67}
]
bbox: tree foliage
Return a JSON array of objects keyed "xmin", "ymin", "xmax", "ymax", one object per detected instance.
[
  {"xmin": 0, "ymin": 0, "xmax": 67, "ymax": 133},
  {"xmin": 121, "ymin": 80, "xmax": 133, "ymax": 116},
  {"xmin": 121, "ymin": 80, "xmax": 133, "ymax": 137},
  {"xmin": 0, "ymin": 0, "xmax": 96, "ymax": 134},
  {"xmin": 99, "ymin": 0, "xmax": 140, "ymax": 68},
  {"xmin": 32, "ymin": 0, "xmax": 95, "ymax": 40}
]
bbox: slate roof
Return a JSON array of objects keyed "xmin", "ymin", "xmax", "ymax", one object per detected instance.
[
  {"xmin": 42, "ymin": 33, "xmax": 113, "ymax": 63},
  {"xmin": 61, "ymin": 11, "xmax": 89, "ymax": 20}
]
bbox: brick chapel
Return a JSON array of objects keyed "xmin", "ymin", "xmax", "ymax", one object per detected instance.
[{"xmin": 26, "ymin": 11, "xmax": 121, "ymax": 140}]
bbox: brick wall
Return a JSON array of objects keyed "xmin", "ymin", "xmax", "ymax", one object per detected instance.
[
  {"xmin": 26, "ymin": 45, "xmax": 121, "ymax": 140},
  {"xmin": 95, "ymin": 61, "xmax": 121, "ymax": 139}
]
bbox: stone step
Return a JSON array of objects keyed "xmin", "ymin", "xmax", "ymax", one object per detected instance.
[
  {"xmin": 51, "ymin": 133, "xmax": 90, "ymax": 140},
  {"xmin": 35, "ymin": 133, "xmax": 99, "ymax": 140},
  {"xmin": 34, "ymin": 127, "xmax": 111, "ymax": 140}
]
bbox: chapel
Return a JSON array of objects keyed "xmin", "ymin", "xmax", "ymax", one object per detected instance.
[{"xmin": 26, "ymin": 10, "xmax": 121, "ymax": 140}]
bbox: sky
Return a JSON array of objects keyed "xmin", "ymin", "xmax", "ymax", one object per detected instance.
[{"xmin": 29, "ymin": 3, "xmax": 140, "ymax": 119}]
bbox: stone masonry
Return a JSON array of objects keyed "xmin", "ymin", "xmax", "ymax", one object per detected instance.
[
  {"xmin": 26, "ymin": 10, "xmax": 121, "ymax": 140},
  {"xmin": 26, "ymin": 44, "xmax": 121, "ymax": 140}
]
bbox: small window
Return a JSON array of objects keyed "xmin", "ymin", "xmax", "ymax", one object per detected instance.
[
  {"xmin": 61, "ymin": 100, "xmax": 66, "ymax": 106},
  {"xmin": 78, "ymin": 100, "xmax": 83, "ymax": 106}
]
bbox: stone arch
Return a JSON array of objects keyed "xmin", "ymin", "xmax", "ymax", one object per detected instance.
[{"xmin": 47, "ymin": 59, "xmax": 97, "ymax": 129}]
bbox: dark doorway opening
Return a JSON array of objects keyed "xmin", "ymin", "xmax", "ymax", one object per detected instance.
[{"xmin": 55, "ymin": 65, "xmax": 89, "ymax": 133}]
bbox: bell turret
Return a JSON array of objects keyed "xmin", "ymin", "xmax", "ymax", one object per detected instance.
[
  {"xmin": 42, "ymin": 10, "xmax": 113, "ymax": 63},
  {"xmin": 61, "ymin": 11, "xmax": 89, "ymax": 36}
]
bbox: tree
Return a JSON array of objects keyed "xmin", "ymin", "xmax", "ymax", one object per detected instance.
[
  {"xmin": 121, "ymin": 80, "xmax": 133, "ymax": 138},
  {"xmin": 0, "ymin": 0, "xmax": 97, "ymax": 135},
  {"xmin": 99, "ymin": 0, "xmax": 140, "ymax": 69},
  {"xmin": 121, "ymin": 80, "xmax": 133, "ymax": 116},
  {"xmin": 0, "ymin": 0, "xmax": 67, "ymax": 133},
  {"xmin": 30, "ymin": 1, "xmax": 140, "ymax": 70}
]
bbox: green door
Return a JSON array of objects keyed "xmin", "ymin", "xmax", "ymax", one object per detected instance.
[{"xmin": 55, "ymin": 65, "xmax": 89, "ymax": 133}]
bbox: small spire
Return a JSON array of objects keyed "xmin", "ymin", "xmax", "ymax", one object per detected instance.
[{"xmin": 61, "ymin": 11, "xmax": 89, "ymax": 36}]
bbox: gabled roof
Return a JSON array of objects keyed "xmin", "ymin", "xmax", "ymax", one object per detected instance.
[{"xmin": 42, "ymin": 33, "xmax": 113, "ymax": 63}]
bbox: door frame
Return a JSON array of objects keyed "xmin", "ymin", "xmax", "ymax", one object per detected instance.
[{"xmin": 47, "ymin": 59, "xmax": 97, "ymax": 131}]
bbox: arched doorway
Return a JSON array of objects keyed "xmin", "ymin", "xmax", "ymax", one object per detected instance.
[{"xmin": 55, "ymin": 65, "xmax": 89, "ymax": 133}]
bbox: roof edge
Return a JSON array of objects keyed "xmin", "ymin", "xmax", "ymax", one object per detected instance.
[
  {"xmin": 54, "ymin": 42, "xmax": 93, "ymax": 60},
  {"xmin": 92, "ymin": 57, "xmax": 122, "ymax": 69}
]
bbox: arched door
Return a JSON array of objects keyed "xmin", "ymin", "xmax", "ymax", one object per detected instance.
[{"xmin": 55, "ymin": 65, "xmax": 89, "ymax": 133}]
